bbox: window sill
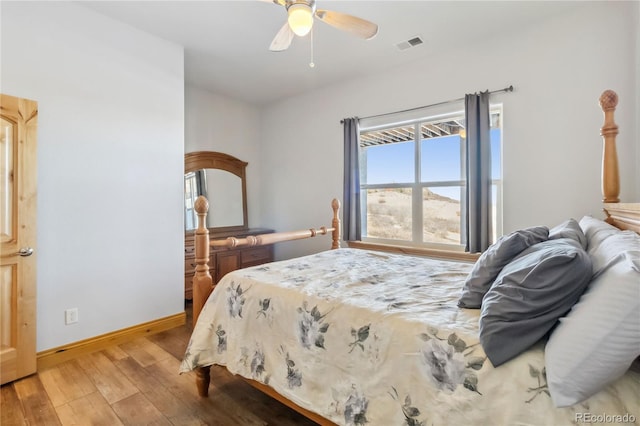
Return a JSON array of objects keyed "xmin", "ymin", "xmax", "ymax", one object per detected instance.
[{"xmin": 346, "ymin": 241, "xmax": 480, "ymax": 263}]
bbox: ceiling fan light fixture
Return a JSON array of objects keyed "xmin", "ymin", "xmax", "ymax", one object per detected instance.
[{"xmin": 287, "ymin": 3, "xmax": 313, "ymax": 37}]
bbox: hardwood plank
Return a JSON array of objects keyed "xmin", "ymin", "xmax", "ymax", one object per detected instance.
[
  {"xmin": 113, "ymin": 356, "xmax": 166, "ymax": 394},
  {"xmin": 55, "ymin": 391, "xmax": 123, "ymax": 426},
  {"xmin": 111, "ymin": 392, "xmax": 171, "ymax": 425},
  {"xmin": 102, "ymin": 345, "xmax": 130, "ymax": 362},
  {"xmin": 147, "ymin": 323, "xmax": 191, "ymax": 361},
  {"xmin": 150, "ymin": 357, "xmax": 202, "ymax": 399},
  {"xmin": 38, "ymin": 359, "xmax": 96, "ymax": 407},
  {"xmin": 118, "ymin": 337, "xmax": 172, "ymax": 368},
  {"xmin": 113, "ymin": 356, "xmax": 204, "ymax": 424},
  {"xmin": 145, "ymin": 358, "xmax": 250, "ymax": 425},
  {"xmin": 12, "ymin": 375, "xmax": 61, "ymax": 425},
  {"xmin": 76, "ymin": 351, "xmax": 138, "ymax": 404},
  {"xmin": 1, "ymin": 383, "xmax": 27, "ymax": 425}
]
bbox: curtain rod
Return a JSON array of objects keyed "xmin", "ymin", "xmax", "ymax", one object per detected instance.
[{"xmin": 341, "ymin": 85, "xmax": 514, "ymax": 124}]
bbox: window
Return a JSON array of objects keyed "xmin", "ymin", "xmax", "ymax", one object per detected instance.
[
  {"xmin": 359, "ymin": 107, "xmax": 502, "ymax": 250},
  {"xmin": 184, "ymin": 171, "xmax": 198, "ymax": 230}
]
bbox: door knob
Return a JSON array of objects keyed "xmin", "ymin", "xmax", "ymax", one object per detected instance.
[{"xmin": 18, "ymin": 247, "xmax": 34, "ymax": 257}]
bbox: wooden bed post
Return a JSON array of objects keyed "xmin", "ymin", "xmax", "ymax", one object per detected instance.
[
  {"xmin": 599, "ymin": 90, "xmax": 640, "ymax": 231},
  {"xmin": 331, "ymin": 198, "xmax": 341, "ymax": 249},
  {"xmin": 192, "ymin": 196, "xmax": 213, "ymax": 326},
  {"xmin": 192, "ymin": 195, "xmax": 213, "ymax": 397},
  {"xmin": 599, "ymin": 90, "xmax": 619, "ymax": 203}
]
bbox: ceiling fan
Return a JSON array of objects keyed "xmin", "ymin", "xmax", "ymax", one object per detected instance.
[{"xmin": 265, "ymin": 0, "xmax": 379, "ymax": 52}]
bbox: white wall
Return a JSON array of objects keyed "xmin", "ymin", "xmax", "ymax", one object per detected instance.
[
  {"xmin": 1, "ymin": 2, "xmax": 185, "ymax": 351},
  {"xmin": 260, "ymin": 2, "xmax": 638, "ymax": 260},
  {"xmin": 185, "ymin": 86, "xmax": 263, "ymax": 227}
]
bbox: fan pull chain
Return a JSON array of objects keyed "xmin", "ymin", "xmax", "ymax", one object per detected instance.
[{"xmin": 309, "ymin": 27, "xmax": 315, "ymax": 68}]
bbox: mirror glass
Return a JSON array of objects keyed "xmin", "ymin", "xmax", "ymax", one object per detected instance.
[
  {"xmin": 185, "ymin": 169, "xmax": 244, "ymax": 230},
  {"xmin": 184, "ymin": 151, "xmax": 248, "ymax": 232}
]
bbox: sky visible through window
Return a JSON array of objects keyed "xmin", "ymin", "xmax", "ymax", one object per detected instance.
[{"xmin": 364, "ymin": 128, "xmax": 501, "ymax": 200}]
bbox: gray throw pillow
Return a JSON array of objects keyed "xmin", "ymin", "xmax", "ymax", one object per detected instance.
[
  {"xmin": 549, "ymin": 218, "xmax": 587, "ymax": 250},
  {"xmin": 479, "ymin": 238, "xmax": 592, "ymax": 367},
  {"xmin": 458, "ymin": 226, "xmax": 549, "ymax": 309}
]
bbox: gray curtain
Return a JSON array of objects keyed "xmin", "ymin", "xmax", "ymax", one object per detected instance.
[
  {"xmin": 343, "ymin": 117, "xmax": 361, "ymax": 241},
  {"xmin": 195, "ymin": 169, "xmax": 207, "ymax": 197},
  {"xmin": 465, "ymin": 91, "xmax": 492, "ymax": 252}
]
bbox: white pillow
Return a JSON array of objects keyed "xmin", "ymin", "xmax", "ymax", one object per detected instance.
[
  {"xmin": 578, "ymin": 215, "xmax": 620, "ymax": 253},
  {"xmin": 545, "ymin": 231, "xmax": 640, "ymax": 407},
  {"xmin": 589, "ymin": 230, "xmax": 640, "ymax": 276}
]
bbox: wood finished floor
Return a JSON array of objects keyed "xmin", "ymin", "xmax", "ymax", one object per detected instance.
[{"xmin": 1, "ymin": 302, "xmax": 318, "ymax": 425}]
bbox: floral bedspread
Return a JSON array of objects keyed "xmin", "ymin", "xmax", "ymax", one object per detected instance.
[{"xmin": 180, "ymin": 248, "xmax": 640, "ymax": 425}]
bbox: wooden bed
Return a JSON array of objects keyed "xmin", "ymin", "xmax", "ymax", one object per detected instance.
[{"xmin": 185, "ymin": 90, "xmax": 639, "ymax": 425}]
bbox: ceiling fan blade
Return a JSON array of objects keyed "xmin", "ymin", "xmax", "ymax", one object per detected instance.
[
  {"xmin": 269, "ymin": 22, "xmax": 295, "ymax": 52},
  {"xmin": 257, "ymin": 0, "xmax": 287, "ymax": 5},
  {"xmin": 315, "ymin": 9, "xmax": 378, "ymax": 40}
]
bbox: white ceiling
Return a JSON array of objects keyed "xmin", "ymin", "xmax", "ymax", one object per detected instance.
[{"xmin": 82, "ymin": 1, "xmax": 586, "ymax": 106}]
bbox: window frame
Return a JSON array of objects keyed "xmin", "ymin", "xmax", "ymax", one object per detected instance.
[{"xmin": 359, "ymin": 105, "xmax": 503, "ymax": 251}]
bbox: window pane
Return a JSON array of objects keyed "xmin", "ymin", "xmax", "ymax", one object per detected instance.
[
  {"xmin": 423, "ymin": 186, "xmax": 462, "ymax": 245},
  {"xmin": 365, "ymin": 188, "xmax": 412, "ymax": 240},
  {"xmin": 421, "ymin": 134, "xmax": 463, "ymax": 182},
  {"xmin": 358, "ymin": 108, "xmax": 501, "ymax": 249},
  {"xmin": 491, "ymin": 128, "xmax": 501, "ymax": 180},
  {"xmin": 362, "ymin": 140, "xmax": 414, "ymax": 185},
  {"xmin": 184, "ymin": 173, "xmax": 197, "ymax": 230}
]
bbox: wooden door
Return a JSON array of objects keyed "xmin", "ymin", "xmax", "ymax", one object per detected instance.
[{"xmin": 1, "ymin": 94, "xmax": 38, "ymax": 384}]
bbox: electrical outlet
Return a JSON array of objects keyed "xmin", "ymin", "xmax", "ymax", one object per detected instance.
[{"xmin": 65, "ymin": 308, "xmax": 78, "ymax": 325}]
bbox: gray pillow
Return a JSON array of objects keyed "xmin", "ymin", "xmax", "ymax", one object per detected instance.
[
  {"xmin": 479, "ymin": 238, "xmax": 592, "ymax": 367},
  {"xmin": 549, "ymin": 218, "xmax": 587, "ymax": 250},
  {"xmin": 458, "ymin": 226, "xmax": 549, "ymax": 308}
]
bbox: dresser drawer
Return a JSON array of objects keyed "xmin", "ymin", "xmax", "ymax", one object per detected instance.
[
  {"xmin": 185, "ymin": 235, "xmax": 195, "ymax": 255},
  {"xmin": 185, "ymin": 258, "xmax": 197, "ymax": 274},
  {"xmin": 241, "ymin": 246, "xmax": 273, "ymax": 266}
]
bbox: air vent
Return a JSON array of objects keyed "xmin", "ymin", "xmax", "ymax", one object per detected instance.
[{"xmin": 395, "ymin": 36, "xmax": 424, "ymax": 51}]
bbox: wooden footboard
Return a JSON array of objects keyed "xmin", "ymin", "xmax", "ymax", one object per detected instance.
[
  {"xmin": 191, "ymin": 196, "xmax": 340, "ymax": 399},
  {"xmin": 192, "ymin": 197, "xmax": 341, "ymax": 328}
]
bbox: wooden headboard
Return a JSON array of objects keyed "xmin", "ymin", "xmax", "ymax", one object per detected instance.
[{"xmin": 598, "ymin": 90, "xmax": 640, "ymax": 233}]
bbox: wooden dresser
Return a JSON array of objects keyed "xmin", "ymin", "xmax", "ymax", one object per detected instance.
[{"xmin": 184, "ymin": 227, "xmax": 275, "ymax": 300}]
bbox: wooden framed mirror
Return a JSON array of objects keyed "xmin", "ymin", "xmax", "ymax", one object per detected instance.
[{"xmin": 184, "ymin": 151, "xmax": 248, "ymax": 232}]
